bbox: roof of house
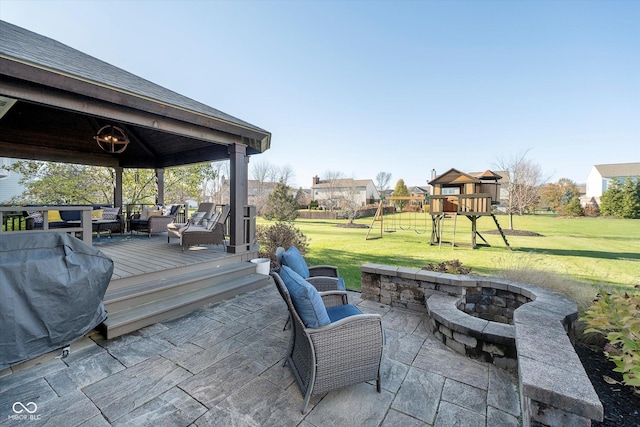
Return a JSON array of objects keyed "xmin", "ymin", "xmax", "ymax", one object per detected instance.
[
  {"xmin": 594, "ymin": 163, "xmax": 640, "ymax": 178},
  {"xmin": 0, "ymin": 20, "xmax": 271, "ymax": 168},
  {"xmin": 312, "ymin": 178, "xmax": 373, "ymax": 189},
  {"xmin": 409, "ymin": 186, "xmax": 430, "ymax": 195},
  {"xmin": 429, "ymin": 168, "xmax": 480, "ymax": 185}
]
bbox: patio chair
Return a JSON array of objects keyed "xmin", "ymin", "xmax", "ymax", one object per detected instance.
[
  {"xmin": 276, "ymin": 246, "xmax": 346, "ymax": 292},
  {"xmin": 129, "ymin": 204, "xmax": 181, "ymax": 237},
  {"xmin": 272, "ymin": 267, "xmax": 384, "ymax": 413},
  {"xmin": 168, "ymin": 204, "xmax": 230, "ymax": 251},
  {"xmin": 167, "ymin": 202, "xmax": 216, "ymax": 242}
]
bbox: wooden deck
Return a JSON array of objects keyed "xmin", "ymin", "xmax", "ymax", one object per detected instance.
[
  {"xmin": 97, "ymin": 234, "xmax": 241, "ymax": 282},
  {"xmin": 94, "ymin": 233, "xmax": 269, "ymax": 339}
]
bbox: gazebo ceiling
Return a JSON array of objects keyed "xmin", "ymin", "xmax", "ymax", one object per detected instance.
[{"xmin": 0, "ymin": 20, "xmax": 271, "ymax": 169}]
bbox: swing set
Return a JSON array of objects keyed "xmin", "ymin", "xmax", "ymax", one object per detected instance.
[{"xmin": 365, "ymin": 195, "xmax": 430, "ymax": 240}]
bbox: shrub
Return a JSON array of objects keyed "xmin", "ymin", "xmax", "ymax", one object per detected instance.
[
  {"xmin": 583, "ymin": 204, "xmax": 599, "ymax": 217},
  {"xmin": 581, "ymin": 291, "xmax": 640, "ymax": 394},
  {"xmin": 562, "ymin": 197, "xmax": 584, "ymax": 216},
  {"xmin": 422, "ymin": 259, "xmax": 471, "ymax": 274},
  {"xmin": 256, "ymin": 222, "xmax": 308, "ymax": 265}
]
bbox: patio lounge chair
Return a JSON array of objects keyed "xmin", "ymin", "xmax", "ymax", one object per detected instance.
[
  {"xmin": 276, "ymin": 246, "xmax": 346, "ymax": 291},
  {"xmin": 272, "ymin": 267, "xmax": 384, "ymax": 413},
  {"xmin": 129, "ymin": 205, "xmax": 181, "ymax": 237},
  {"xmin": 167, "ymin": 202, "xmax": 216, "ymax": 242},
  {"xmin": 168, "ymin": 204, "xmax": 230, "ymax": 251}
]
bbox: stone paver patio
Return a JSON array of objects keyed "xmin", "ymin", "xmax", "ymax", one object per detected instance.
[{"xmin": 0, "ymin": 281, "xmax": 521, "ymax": 426}]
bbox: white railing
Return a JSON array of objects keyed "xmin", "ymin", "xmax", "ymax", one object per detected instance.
[{"xmin": 0, "ymin": 206, "xmax": 93, "ymax": 245}]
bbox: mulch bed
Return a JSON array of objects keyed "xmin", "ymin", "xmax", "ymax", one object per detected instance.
[
  {"xmin": 336, "ymin": 223, "xmax": 369, "ymax": 228},
  {"xmin": 482, "ymin": 229, "xmax": 543, "ymax": 237},
  {"xmin": 575, "ymin": 345, "xmax": 640, "ymax": 426}
]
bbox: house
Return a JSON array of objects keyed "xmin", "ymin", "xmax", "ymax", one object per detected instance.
[
  {"xmin": 409, "ymin": 186, "xmax": 431, "ymax": 198},
  {"xmin": 311, "ymin": 176, "xmax": 380, "ymax": 209},
  {"xmin": 585, "ymin": 163, "xmax": 640, "ymax": 203}
]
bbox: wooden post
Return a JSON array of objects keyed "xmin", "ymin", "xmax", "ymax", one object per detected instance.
[
  {"xmin": 227, "ymin": 143, "xmax": 249, "ymax": 253},
  {"xmin": 114, "ymin": 167, "xmax": 123, "ymax": 208},
  {"xmin": 155, "ymin": 168, "xmax": 165, "ymax": 206}
]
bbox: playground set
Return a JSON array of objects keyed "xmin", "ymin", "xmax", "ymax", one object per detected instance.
[{"xmin": 366, "ymin": 168, "xmax": 511, "ymax": 249}]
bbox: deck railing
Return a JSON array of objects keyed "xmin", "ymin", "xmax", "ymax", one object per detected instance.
[
  {"xmin": 429, "ymin": 194, "xmax": 493, "ymax": 215},
  {"xmin": 0, "ymin": 206, "xmax": 93, "ymax": 245}
]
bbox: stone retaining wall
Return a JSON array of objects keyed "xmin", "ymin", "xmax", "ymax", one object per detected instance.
[{"xmin": 360, "ymin": 264, "xmax": 604, "ymax": 427}]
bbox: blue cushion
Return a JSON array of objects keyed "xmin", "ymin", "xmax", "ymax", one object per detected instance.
[
  {"xmin": 279, "ymin": 266, "xmax": 330, "ymax": 328},
  {"xmin": 337, "ymin": 277, "xmax": 346, "ymax": 291},
  {"xmin": 281, "ymin": 246, "xmax": 310, "ymax": 279},
  {"xmin": 59, "ymin": 210, "xmax": 81, "ymax": 221},
  {"xmin": 326, "ymin": 304, "xmax": 362, "ymax": 323}
]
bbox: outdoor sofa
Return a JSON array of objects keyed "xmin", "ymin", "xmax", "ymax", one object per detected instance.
[{"xmin": 24, "ymin": 205, "xmax": 124, "ymax": 234}]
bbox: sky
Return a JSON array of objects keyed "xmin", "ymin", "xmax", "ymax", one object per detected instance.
[{"xmin": 1, "ymin": 0, "xmax": 638, "ymax": 188}]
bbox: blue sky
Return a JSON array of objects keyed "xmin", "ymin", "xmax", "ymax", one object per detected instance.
[{"xmin": 2, "ymin": 0, "xmax": 638, "ymax": 188}]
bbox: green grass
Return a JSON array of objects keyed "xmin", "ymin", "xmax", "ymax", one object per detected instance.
[{"xmin": 260, "ymin": 213, "xmax": 640, "ymax": 305}]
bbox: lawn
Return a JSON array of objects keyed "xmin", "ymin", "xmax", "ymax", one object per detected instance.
[{"xmin": 260, "ymin": 213, "xmax": 640, "ymax": 302}]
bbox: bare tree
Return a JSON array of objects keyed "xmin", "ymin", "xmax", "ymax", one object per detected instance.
[
  {"xmin": 322, "ymin": 170, "xmax": 345, "ymax": 210},
  {"xmin": 495, "ymin": 151, "xmax": 547, "ymax": 229},
  {"xmin": 206, "ymin": 161, "xmax": 229, "ymax": 204},
  {"xmin": 375, "ymin": 171, "xmax": 392, "ymax": 194},
  {"xmin": 278, "ymin": 164, "xmax": 295, "ymax": 186},
  {"xmin": 340, "ymin": 179, "xmax": 361, "ymax": 224}
]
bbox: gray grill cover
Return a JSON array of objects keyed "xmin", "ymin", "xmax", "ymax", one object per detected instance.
[{"xmin": 0, "ymin": 233, "xmax": 113, "ymax": 369}]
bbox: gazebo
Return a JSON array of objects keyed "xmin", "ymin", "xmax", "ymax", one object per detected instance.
[{"xmin": 0, "ymin": 20, "xmax": 271, "ymax": 254}]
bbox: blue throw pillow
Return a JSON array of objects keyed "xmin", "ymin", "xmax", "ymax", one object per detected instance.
[
  {"xmin": 282, "ymin": 246, "xmax": 310, "ymax": 279},
  {"xmin": 279, "ymin": 266, "xmax": 330, "ymax": 328}
]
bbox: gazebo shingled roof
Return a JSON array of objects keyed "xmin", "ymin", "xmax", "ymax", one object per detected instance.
[{"xmin": 0, "ymin": 20, "xmax": 271, "ymax": 169}]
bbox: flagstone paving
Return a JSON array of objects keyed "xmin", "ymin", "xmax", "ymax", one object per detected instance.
[{"xmin": 0, "ymin": 282, "xmax": 521, "ymax": 426}]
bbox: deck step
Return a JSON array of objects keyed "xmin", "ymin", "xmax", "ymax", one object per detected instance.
[
  {"xmin": 104, "ymin": 262, "xmax": 255, "ymax": 313},
  {"xmin": 101, "ymin": 264, "xmax": 270, "ymax": 339}
]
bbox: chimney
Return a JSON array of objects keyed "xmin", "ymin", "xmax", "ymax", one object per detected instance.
[
  {"xmin": 431, "ymin": 169, "xmax": 437, "ymax": 180},
  {"xmin": 312, "ymin": 175, "xmax": 320, "ymax": 185}
]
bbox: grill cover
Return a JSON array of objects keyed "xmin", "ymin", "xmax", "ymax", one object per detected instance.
[{"xmin": 0, "ymin": 232, "xmax": 113, "ymax": 369}]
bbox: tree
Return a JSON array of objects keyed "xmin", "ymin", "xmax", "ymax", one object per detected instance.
[
  {"xmin": 563, "ymin": 197, "xmax": 584, "ymax": 216},
  {"xmin": 539, "ymin": 178, "xmax": 580, "ymax": 214},
  {"xmin": 164, "ymin": 163, "xmax": 217, "ymax": 204},
  {"xmin": 9, "ymin": 161, "xmax": 113, "ymax": 205},
  {"xmin": 495, "ymin": 151, "xmax": 546, "ymax": 229},
  {"xmin": 600, "ymin": 180, "xmax": 625, "ymax": 217},
  {"xmin": 8, "ymin": 160, "xmax": 215, "ymax": 206},
  {"xmin": 262, "ymin": 181, "xmax": 299, "ymax": 222},
  {"xmin": 340, "ymin": 180, "xmax": 361, "ymax": 224},
  {"xmin": 392, "ymin": 179, "xmax": 410, "ymax": 210},
  {"xmin": 600, "ymin": 178, "xmax": 640, "ymax": 218},
  {"xmin": 375, "ymin": 171, "xmax": 392, "ymax": 194},
  {"xmin": 621, "ymin": 177, "xmax": 640, "ymax": 219},
  {"xmin": 321, "ymin": 170, "xmax": 345, "ymax": 210}
]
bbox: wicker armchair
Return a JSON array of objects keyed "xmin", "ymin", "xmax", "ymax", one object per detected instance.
[
  {"xmin": 129, "ymin": 205, "xmax": 181, "ymax": 237},
  {"xmin": 276, "ymin": 246, "xmax": 346, "ymax": 291},
  {"xmin": 168, "ymin": 204, "xmax": 230, "ymax": 251},
  {"xmin": 271, "ymin": 270, "xmax": 384, "ymax": 413}
]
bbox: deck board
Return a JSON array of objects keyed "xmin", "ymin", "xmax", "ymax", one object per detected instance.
[{"xmin": 95, "ymin": 234, "xmax": 235, "ymax": 281}]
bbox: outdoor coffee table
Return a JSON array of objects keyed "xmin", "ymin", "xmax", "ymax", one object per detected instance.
[{"xmin": 67, "ymin": 220, "xmax": 116, "ymax": 239}]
